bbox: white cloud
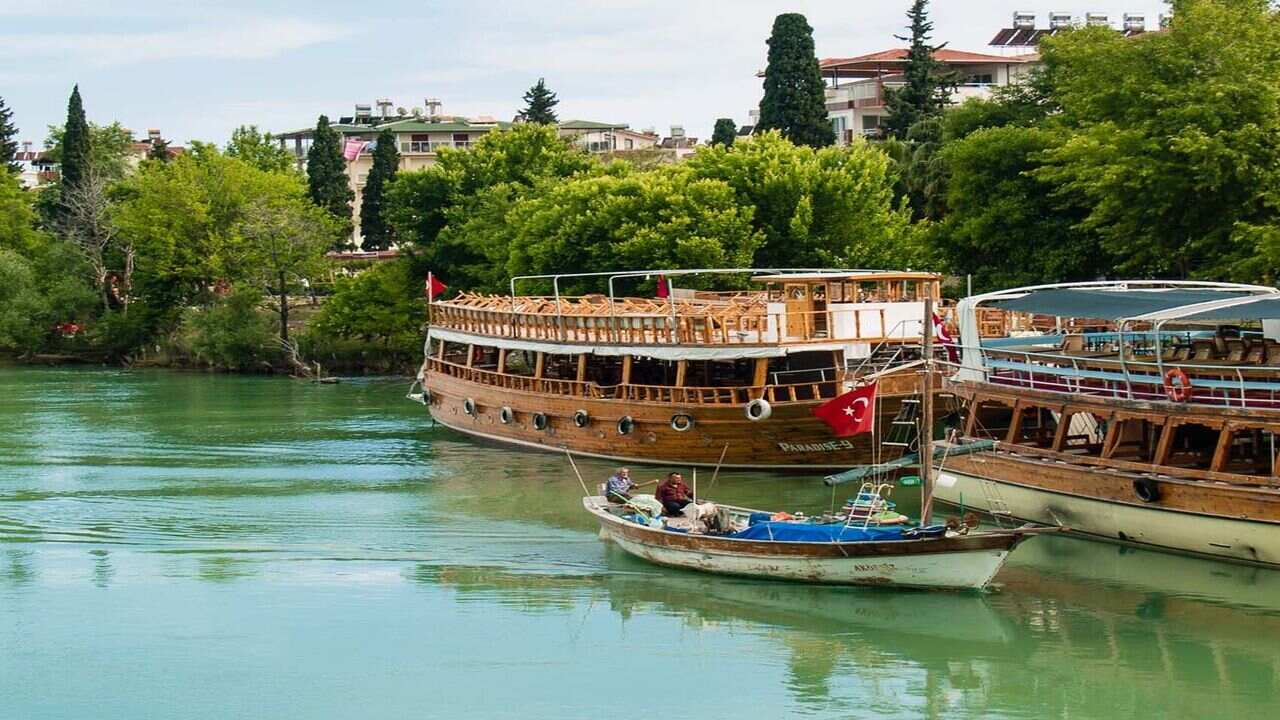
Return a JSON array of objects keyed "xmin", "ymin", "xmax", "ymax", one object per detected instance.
[{"xmin": 0, "ymin": 16, "xmax": 353, "ymax": 66}]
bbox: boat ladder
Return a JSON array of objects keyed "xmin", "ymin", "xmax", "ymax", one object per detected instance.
[
  {"xmin": 882, "ymin": 397, "xmax": 920, "ymax": 449},
  {"xmin": 845, "ymin": 482, "xmax": 894, "ymax": 529},
  {"xmin": 977, "ymin": 478, "xmax": 1014, "ymax": 528}
]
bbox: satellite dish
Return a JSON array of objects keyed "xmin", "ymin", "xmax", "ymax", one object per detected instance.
[
  {"xmin": 412, "ymin": 107, "xmax": 424, "ymax": 118},
  {"xmin": 396, "ymin": 106, "xmax": 408, "ymax": 116}
]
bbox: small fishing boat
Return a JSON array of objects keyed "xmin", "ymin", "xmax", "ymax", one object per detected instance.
[
  {"xmin": 579, "ymin": 298, "xmax": 1058, "ymax": 591},
  {"xmin": 582, "ymin": 493, "xmax": 1048, "ymax": 590}
]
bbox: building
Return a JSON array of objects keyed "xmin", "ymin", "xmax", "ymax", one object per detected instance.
[
  {"xmin": 14, "ymin": 142, "xmax": 56, "ymax": 189},
  {"xmin": 557, "ymin": 120, "xmax": 658, "ymax": 153},
  {"xmin": 277, "ymin": 100, "xmax": 667, "ymax": 248},
  {"xmin": 987, "ymin": 10, "xmax": 1163, "ymax": 53},
  {"xmin": 818, "ymin": 48, "xmax": 1037, "ymax": 143}
]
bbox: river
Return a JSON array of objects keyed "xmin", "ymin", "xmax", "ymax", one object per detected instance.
[{"xmin": 1, "ymin": 367, "xmax": 1277, "ymax": 718}]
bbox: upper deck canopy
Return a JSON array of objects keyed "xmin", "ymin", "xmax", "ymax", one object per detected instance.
[
  {"xmin": 751, "ymin": 271, "xmax": 941, "ymax": 283},
  {"xmin": 973, "ymin": 281, "xmax": 1280, "ymax": 324}
]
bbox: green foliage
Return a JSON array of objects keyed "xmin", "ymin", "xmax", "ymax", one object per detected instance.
[
  {"xmin": 359, "ymin": 129, "xmax": 399, "ymax": 250},
  {"xmin": 226, "ymin": 125, "xmax": 296, "ymax": 174},
  {"xmin": 112, "ymin": 145, "xmax": 317, "ymax": 333},
  {"xmin": 43, "ymin": 121, "xmax": 135, "ymax": 181},
  {"xmin": 0, "ymin": 95, "xmax": 18, "ymax": 174},
  {"xmin": 711, "ymin": 118, "xmax": 737, "ymax": 147},
  {"xmin": 0, "ymin": 248, "xmax": 44, "ymax": 351},
  {"xmin": 58, "ymin": 86, "xmax": 90, "ymax": 198},
  {"xmin": 178, "ymin": 286, "xmax": 279, "ymax": 371},
  {"xmin": 682, "ymin": 132, "xmax": 914, "ymax": 269},
  {"xmin": 306, "ymin": 260, "xmax": 424, "ymax": 364},
  {"xmin": 935, "ymin": 126, "xmax": 1105, "ymax": 291},
  {"xmin": 520, "ymin": 78, "xmax": 560, "ymax": 124},
  {"xmin": 306, "ymin": 115, "xmax": 354, "ymax": 243},
  {"xmin": 505, "ymin": 165, "xmax": 762, "ymax": 292},
  {"xmin": 1032, "ymin": 0, "xmax": 1280, "ymax": 280},
  {"xmin": 757, "ymin": 14, "xmax": 834, "ymax": 148},
  {"xmin": 884, "ymin": 0, "xmax": 955, "ymax": 139},
  {"xmin": 386, "ymin": 123, "xmax": 594, "ymax": 291}
]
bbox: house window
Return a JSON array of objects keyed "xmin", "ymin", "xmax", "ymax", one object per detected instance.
[
  {"xmin": 625, "ymin": 138, "xmax": 634, "ymax": 150},
  {"xmin": 861, "ymin": 115, "xmax": 882, "ymax": 134},
  {"xmin": 831, "ymin": 116, "xmax": 848, "ymax": 142},
  {"xmin": 964, "ymin": 73, "xmax": 995, "ymax": 85},
  {"xmin": 453, "ymin": 133, "xmax": 470, "ymax": 149}
]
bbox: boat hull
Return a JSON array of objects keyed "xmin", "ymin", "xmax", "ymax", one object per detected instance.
[
  {"xmin": 586, "ymin": 498, "xmax": 1025, "ymax": 590},
  {"xmin": 424, "ymin": 370, "xmax": 912, "ymax": 470},
  {"xmin": 932, "ymin": 454, "xmax": 1280, "ymax": 567}
]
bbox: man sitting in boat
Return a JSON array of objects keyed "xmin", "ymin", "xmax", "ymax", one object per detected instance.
[
  {"xmin": 655, "ymin": 472, "xmax": 693, "ymax": 515},
  {"xmin": 605, "ymin": 468, "xmax": 635, "ymax": 503}
]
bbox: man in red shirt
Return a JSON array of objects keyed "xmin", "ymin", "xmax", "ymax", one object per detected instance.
[{"xmin": 655, "ymin": 472, "xmax": 693, "ymax": 516}]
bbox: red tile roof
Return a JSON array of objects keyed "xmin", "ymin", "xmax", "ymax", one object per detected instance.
[{"xmin": 819, "ymin": 48, "xmax": 1032, "ymax": 70}]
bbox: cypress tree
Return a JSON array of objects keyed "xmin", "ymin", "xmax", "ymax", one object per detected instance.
[
  {"xmin": 0, "ymin": 95, "xmax": 18, "ymax": 174},
  {"xmin": 306, "ymin": 114, "xmax": 354, "ymax": 237},
  {"xmin": 884, "ymin": 0, "xmax": 955, "ymax": 139},
  {"xmin": 60, "ymin": 85, "xmax": 91, "ymax": 195},
  {"xmin": 757, "ymin": 13, "xmax": 834, "ymax": 148},
  {"xmin": 711, "ymin": 118, "xmax": 738, "ymax": 147},
  {"xmin": 520, "ymin": 78, "xmax": 560, "ymax": 124},
  {"xmin": 359, "ymin": 128, "xmax": 399, "ymax": 250}
]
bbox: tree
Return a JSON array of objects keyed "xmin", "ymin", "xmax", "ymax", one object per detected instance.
[
  {"xmin": 307, "ymin": 259, "xmax": 424, "ymax": 359},
  {"xmin": 519, "ymin": 78, "xmax": 559, "ymax": 124},
  {"xmin": 235, "ymin": 195, "xmax": 338, "ymax": 343},
  {"xmin": 57, "ymin": 168, "xmax": 121, "ymax": 310},
  {"xmin": 359, "ymin": 128, "xmax": 399, "ymax": 250},
  {"xmin": 504, "ymin": 166, "xmax": 761, "ymax": 292},
  {"xmin": 934, "ymin": 126, "xmax": 1105, "ymax": 291},
  {"xmin": 226, "ymin": 125, "xmax": 295, "ymax": 174},
  {"xmin": 0, "ymin": 95, "xmax": 18, "ymax": 174},
  {"xmin": 756, "ymin": 13, "xmax": 834, "ymax": 148},
  {"xmin": 43, "ymin": 121, "xmax": 134, "ymax": 181},
  {"xmin": 148, "ymin": 136, "xmax": 170, "ymax": 162},
  {"xmin": 884, "ymin": 0, "xmax": 955, "ymax": 139},
  {"xmin": 711, "ymin": 118, "xmax": 737, "ymax": 147},
  {"xmin": 386, "ymin": 123, "xmax": 594, "ymax": 291},
  {"xmin": 1032, "ymin": 0, "xmax": 1280, "ymax": 280},
  {"xmin": 306, "ymin": 115, "xmax": 353, "ymax": 243},
  {"xmin": 59, "ymin": 86, "xmax": 91, "ymax": 202},
  {"xmin": 682, "ymin": 132, "xmax": 914, "ymax": 269}
]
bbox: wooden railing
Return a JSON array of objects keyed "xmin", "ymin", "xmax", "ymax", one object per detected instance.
[
  {"xmin": 431, "ymin": 302, "xmax": 922, "ymax": 347},
  {"xmin": 428, "ymin": 359, "xmax": 841, "ymax": 405}
]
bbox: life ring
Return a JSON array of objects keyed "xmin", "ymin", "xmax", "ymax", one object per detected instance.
[
  {"xmin": 532, "ymin": 412, "xmax": 549, "ymax": 431},
  {"xmin": 573, "ymin": 410, "xmax": 590, "ymax": 428},
  {"xmin": 670, "ymin": 413, "xmax": 695, "ymax": 432},
  {"xmin": 617, "ymin": 416, "xmax": 635, "ymax": 435},
  {"xmin": 463, "ymin": 398, "xmax": 477, "ymax": 416},
  {"xmin": 1134, "ymin": 477, "xmax": 1161, "ymax": 503},
  {"xmin": 745, "ymin": 398, "xmax": 772, "ymax": 421},
  {"xmin": 1163, "ymin": 368, "xmax": 1192, "ymax": 402},
  {"xmin": 499, "ymin": 406, "xmax": 514, "ymax": 424}
]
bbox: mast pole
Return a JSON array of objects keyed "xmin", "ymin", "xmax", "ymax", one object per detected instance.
[{"xmin": 920, "ymin": 296, "xmax": 935, "ymax": 526}]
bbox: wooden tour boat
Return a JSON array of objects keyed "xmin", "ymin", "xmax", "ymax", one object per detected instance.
[
  {"xmin": 413, "ymin": 268, "xmax": 944, "ymax": 470},
  {"xmin": 581, "ymin": 298, "xmax": 1056, "ymax": 591},
  {"xmin": 935, "ymin": 280, "xmax": 1280, "ymax": 567}
]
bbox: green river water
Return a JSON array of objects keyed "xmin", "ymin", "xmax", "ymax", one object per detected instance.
[{"xmin": 1, "ymin": 367, "xmax": 1278, "ymax": 719}]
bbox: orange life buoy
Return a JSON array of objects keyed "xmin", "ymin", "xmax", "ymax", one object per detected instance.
[{"xmin": 1163, "ymin": 367, "xmax": 1192, "ymax": 402}]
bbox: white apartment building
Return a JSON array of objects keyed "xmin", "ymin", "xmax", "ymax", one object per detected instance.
[{"xmin": 820, "ymin": 48, "xmax": 1037, "ymax": 143}]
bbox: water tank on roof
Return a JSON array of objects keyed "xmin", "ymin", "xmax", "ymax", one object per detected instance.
[
  {"xmin": 1012, "ymin": 12, "xmax": 1035, "ymax": 30},
  {"xmin": 1124, "ymin": 13, "xmax": 1146, "ymax": 32},
  {"xmin": 1049, "ymin": 12, "xmax": 1072, "ymax": 29},
  {"xmin": 1085, "ymin": 12, "xmax": 1109, "ymax": 27}
]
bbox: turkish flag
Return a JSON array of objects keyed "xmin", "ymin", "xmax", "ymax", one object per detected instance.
[
  {"xmin": 655, "ymin": 274, "xmax": 670, "ymax": 299},
  {"xmin": 812, "ymin": 382, "xmax": 877, "ymax": 437},
  {"xmin": 425, "ymin": 273, "xmax": 448, "ymax": 300},
  {"xmin": 932, "ymin": 312, "xmax": 959, "ymax": 363}
]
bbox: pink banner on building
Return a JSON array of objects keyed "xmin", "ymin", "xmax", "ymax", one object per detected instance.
[{"xmin": 342, "ymin": 139, "xmax": 367, "ymax": 161}]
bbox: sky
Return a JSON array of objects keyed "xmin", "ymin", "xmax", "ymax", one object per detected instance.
[{"xmin": 1, "ymin": 1, "xmax": 1168, "ymax": 147}]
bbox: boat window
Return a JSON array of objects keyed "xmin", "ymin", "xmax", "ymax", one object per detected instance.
[
  {"xmin": 586, "ymin": 356, "xmax": 624, "ymax": 386},
  {"xmin": 1162, "ymin": 422, "xmax": 1221, "ymax": 470},
  {"xmin": 685, "ymin": 359, "xmax": 755, "ymax": 388},
  {"xmin": 629, "ymin": 356, "xmax": 679, "ymax": 386},
  {"xmin": 504, "ymin": 350, "xmax": 536, "ymax": 377},
  {"xmin": 541, "ymin": 354, "xmax": 580, "ymax": 380},
  {"xmin": 442, "ymin": 342, "xmax": 470, "ymax": 365},
  {"xmin": 470, "ymin": 346, "xmax": 499, "ymax": 369}
]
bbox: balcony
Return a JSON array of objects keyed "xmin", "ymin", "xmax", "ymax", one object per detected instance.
[{"xmin": 400, "ymin": 141, "xmax": 473, "ymax": 154}]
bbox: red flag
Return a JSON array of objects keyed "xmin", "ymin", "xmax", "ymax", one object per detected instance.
[
  {"xmin": 425, "ymin": 273, "xmax": 447, "ymax": 300},
  {"xmin": 813, "ymin": 383, "xmax": 877, "ymax": 437},
  {"xmin": 655, "ymin": 274, "xmax": 670, "ymax": 299}
]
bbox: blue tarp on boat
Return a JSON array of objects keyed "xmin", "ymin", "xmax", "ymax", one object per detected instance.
[{"xmin": 730, "ymin": 522, "xmax": 905, "ymax": 543}]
